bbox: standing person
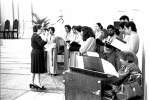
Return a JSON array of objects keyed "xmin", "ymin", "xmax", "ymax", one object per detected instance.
[
  {"xmin": 79, "ymin": 26, "xmax": 96, "ymax": 55},
  {"xmin": 119, "ymin": 15, "xmax": 129, "ymax": 22},
  {"xmin": 64, "ymin": 25, "xmax": 72, "ymax": 42},
  {"xmin": 118, "ymin": 22, "xmax": 127, "ymax": 38},
  {"xmin": 119, "ymin": 15, "xmax": 129, "ymax": 38},
  {"xmin": 68, "ymin": 25, "xmax": 82, "ymax": 51},
  {"xmin": 94, "ymin": 22, "xmax": 104, "ymax": 40},
  {"xmin": 71, "ymin": 25, "xmax": 82, "ymax": 44},
  {"xmin": 30, "ymin": 25, "xmax": 48, "ymax": 90},
  {"xmin": 45, "ymin": 27, "xmax": 58, "ymax": 75},
  {"xmin": 101, "ymin": 25, "xmax": 119, "ymax": 71},
  {"xmin": 124, "ymin": 21, "xmax": 140, "ymax": 54}
]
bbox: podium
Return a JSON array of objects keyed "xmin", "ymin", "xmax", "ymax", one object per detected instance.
[{"xmin": 64, "ymin": 67, "xmax": 118, "ymax": 100}]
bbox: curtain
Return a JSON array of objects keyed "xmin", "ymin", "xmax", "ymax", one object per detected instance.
[
  {"xmin": 0, "ymin": 0, "xmax": 64, "ymax": 38},
  {"xmin": 0, "ymin": 0, "xmax": 33, "ymax": 38}
]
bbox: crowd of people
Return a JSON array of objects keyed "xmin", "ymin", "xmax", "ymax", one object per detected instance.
[{"xmin": 29, "ymin": 15, "xmax": 142, "ymax": 99}]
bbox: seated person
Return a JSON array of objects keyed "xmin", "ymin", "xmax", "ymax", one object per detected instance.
[
  {"xmin": 104, "ymin": 50, "xmax": 142, "ymax": 99},
  {"xmin": 79, "ymin": 26, "xmax": 96, "ymax": 55}
]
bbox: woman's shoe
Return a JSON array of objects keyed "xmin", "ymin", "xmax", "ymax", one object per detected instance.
[
  {"xmin": 35, "ymin": 85, "xmax": 46, "ymax": 90},
  {"xmin": 29, "ymin": 84, "xmax": 37, "ymax": 89}
]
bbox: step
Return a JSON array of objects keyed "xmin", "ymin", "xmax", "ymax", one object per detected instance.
[
  {"xmin": 1, "ymin": 57, "xmax": 31, "ymax": 63},
  {"xmin": 0, "ymin": 39, "xmax": 31, "ymax": 47},
  {"xmin": 0, "ymin": 52, "xmax": 31, "ymax": 57},
  {"xmin": 0, "ymin": 63, "xmax": 30, "ymax": 69},
  {"xmin": 1, "ymin": 46, "xmax": 32, "ymax": 52}
]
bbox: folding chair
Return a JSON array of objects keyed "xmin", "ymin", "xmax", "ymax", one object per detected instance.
[
  {"xmin": 11, "ymin": 19, "xmax": 19, "ymax": 39},
  {"xmin": 0, "ymin": 20, "xmax": 10, "ymax": 39}
]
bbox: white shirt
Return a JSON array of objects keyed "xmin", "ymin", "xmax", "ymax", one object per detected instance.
[
  {"xmin": 64, "ymin": 32, "xmax": 73, "ymax": 41},
  {"xmin": 79, "ymin": 37, "xmax": 96, "ymax": 55},
  {"xmin": 95, "ymin": 31, "xmax": 104, "ymax": 40},
  {"xmin": 124, "ymin": 32, "xmax": 139, "ymax": 54}
]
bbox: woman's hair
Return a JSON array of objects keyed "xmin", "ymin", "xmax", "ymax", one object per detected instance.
[
  {"xmin": 72, "ymin": 25, "xmax": 76, "ymax": 30},
  {"xmin": 119, "ymin": 15, "xmax": 129, "ymax": 22},
  {"xmin": 75, "ymin": 25, "xmax": 82, "ymax": 32},
  {"xmin": 33, "ymin": 24, "xmax": 42, "ymax": 32},
  {"xmin": 125, "ymin": 21, "xmax": 137, "ymax": 32},
  {"xmin": 119, "ymin": 51, "xmax": 138, "ymax": 65},
  {"xmin": 65, "ymin": 25, "xmax": 71, "ymax": 32},
  {"xmin": 96, "ymin": 22, "xmax": 103, "ymax": 30},
  {"xmin": 81, "ymin": 26, "xmax": 95, "ymax": 41},
  {"xmin": 119, "ymin": 22, "xmax": 127, "ymax": 29},
  {"xmin": 48, "ymin": 27, "xmax": 55, "ymax": 33}
]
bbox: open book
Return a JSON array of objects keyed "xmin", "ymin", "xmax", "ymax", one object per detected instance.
[
  {"xmin": 111, "ymin": 37, "xmax": 126, "ymax": 51},
  {"xmin": 45, "ymin": 43, "xmax": 56, "ymax": 51}
]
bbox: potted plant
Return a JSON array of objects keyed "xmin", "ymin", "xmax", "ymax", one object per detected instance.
[{"xmin": 32, "ymin": 13, "xmax": 50, "ymax": 29}]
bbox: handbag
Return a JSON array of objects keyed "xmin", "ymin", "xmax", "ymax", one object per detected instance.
[
  {"xmin": 69, "ymin": 42, "xmax": 81, "ymax": 51},
  {"xmin": 116, "ymin": 81, "xmax": 142, "ymax": 100}
]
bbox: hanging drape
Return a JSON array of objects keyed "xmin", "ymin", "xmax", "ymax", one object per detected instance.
[
  {"xmin": 0, "ymin": 0, "xmax": 33, "ymax": 38},
  {"xmin": 0, "ymin": 0, "xmax": 64, "ymax": 38}
]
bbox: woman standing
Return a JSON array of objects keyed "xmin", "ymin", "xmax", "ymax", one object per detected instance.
[
  {"xmin": 45, "ymin": 27, "xmax": 58, "ymax": 75},
  {"xmin": 79, "ymin": 26, "xmax": 96, "ymax": 55},
  {"xmin": 30, "ymin": 25, "xmax": 48, "ymax": 90},
  {"xmin": 94, "ymin": 22, "xmax": 104, "ymax": 40}
]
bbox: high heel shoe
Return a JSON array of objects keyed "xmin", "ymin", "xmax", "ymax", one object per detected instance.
[
  {"xmin": 35, "ymin": 85, "xmax": 46, "ymax": 90},
  {"xmin": 29, "ymin": 84, "xmax": 37, "ymax": 89}
]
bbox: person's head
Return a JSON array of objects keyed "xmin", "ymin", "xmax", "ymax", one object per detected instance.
[
  {"xmin": 119, "ymin": 51, "xmax": 138, "ymax": 66},
  {"xmin": 72, "ymin": 25, "xmax": 77, "ymax": 34},
  {"xmin": 114, "ymin": 28, "xmax": 120, "ymax": 36},
  {"xmin": 95, "ymin": 22, "xmax": 103, "ymax": 31},
  {"xmin": 33, "ymin": 24, "xmax": 42, "ymax": 32},
  {"xmin": 81, "ymin": 26, "xmax": 95, "ymax": 41},
  {"xmin": 75, "ymin": 25, "xmax": 82, "ymax": 34},
  {"xmin": 107, "ymin": 24, "xmax": 115, "ymax": 36},
  {"xmin": 124, "ymin": 21, "xmax": 137, "ymax": 35},
  {"xmin": 101, "ymin": 28, "xmax": 109, "ymax": 39},
  {"xmin": 48, "ymin": 27, "xmax": 55, "ymax": 35},
  {"xmin": 119, "ymin": 22, "xmax": 127, "ymax": 35},
  {"xmin": 65, "ymin": 25, "xmax": 71, "ymax": 33},
  {"xmin": 119, "ymin": 15, "xmax": 129, "ymax": 22}
]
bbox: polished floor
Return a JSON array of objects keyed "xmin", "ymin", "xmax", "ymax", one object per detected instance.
[{"xmin": 0, "ymin": 39, "xmax": 65, "ymax": 100}]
